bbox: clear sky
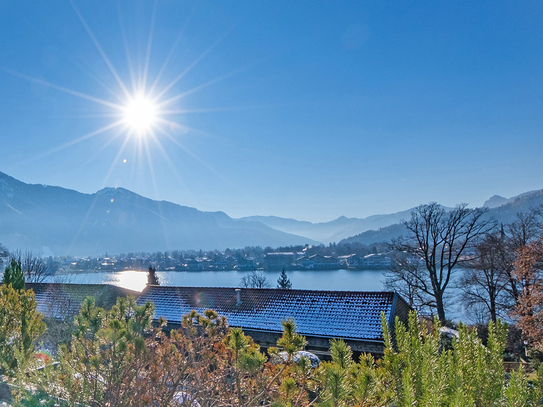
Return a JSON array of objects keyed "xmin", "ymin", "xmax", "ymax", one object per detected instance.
[{"xmin": 1, "ymin": 1, "xmax": 543, "ymax": 222}]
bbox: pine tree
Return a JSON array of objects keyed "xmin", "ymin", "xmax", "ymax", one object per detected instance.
[
  {"xmin": 3, "ymin": 259, "xmax": 25, "ymax": 290},
  {"xmin": 277, "ymin": 268, "xmax": 292, "ymax": 289},
  {"xmin": 0, "ymin": 284, "xmax": 45, "ymax": 374},
  {"xmin": 147, "ymin": 265, "xmax": 159, "ymax": 286}
]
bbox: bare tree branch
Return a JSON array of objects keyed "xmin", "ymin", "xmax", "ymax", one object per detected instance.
[
  {"xmin": 240, "ymin": 270, "xmax": 271, "ymax": 288},
  {"xmin": 387, "ymin": 202, "xmax": 494, "ymax": 323},
  {"xmin": 459, "ymin": 231, "xmax": 512, "ymax": 323},
  {"xmin": 9, "ymin": 250, "xmax": 52, "ymax": 283}
]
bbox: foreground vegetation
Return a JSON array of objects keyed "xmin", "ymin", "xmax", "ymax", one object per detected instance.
[
  {"xmin": 3, "ymin": 204, "xmax": 543, "ymax": 405},
  {"xmin": 0, "ymin": 280, "xmax": 540, "ymax": 406}
]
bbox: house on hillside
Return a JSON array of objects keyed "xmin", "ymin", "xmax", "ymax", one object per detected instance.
[
  {"xmin": 136, "ymin": 286, "xmax": 411, "ymax": 357},
  {"xmin": 184, "ymin": 258, "xmax": 202, "ymax": 271},
  {"xmin": 236, "ymin": 257, "xmax": 256, "ymax": 271},
  {"xmin": 294, "ymin": 254, "xmax": 341, "ymax": 270},
  {"xmin": 296, "ymin": 255, "xmax": 314, "ymax": 269},
  {"xmin": 337, "ymin": 254, "xmax": 359, "ymax": 268},
  {"xmin": 361, "ymin": 253, "xmax": 392, "ymax": 269},
  {"xmin": 263, "ymin": 252, "xmax": 297, "ymax": 270},
  {"xmin": 307, "ymin": 254, "xmax": 340, "ymax": 269}
]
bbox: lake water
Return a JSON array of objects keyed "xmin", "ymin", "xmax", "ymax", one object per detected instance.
[{"xmin": 46, "ymin": 269, "xmax": 387, "ymax": 293}]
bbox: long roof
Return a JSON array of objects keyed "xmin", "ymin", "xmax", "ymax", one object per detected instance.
[
  {"xmin": 27, "ymin": 283, "xmax": 141, "ymax": 318},
  {"xmin": 137, "ymin": 286, "xmax": 406, "ymax": 341}
]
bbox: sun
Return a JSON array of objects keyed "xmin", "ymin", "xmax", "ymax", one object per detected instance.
[
  {"xmin": 123, "ymin": 95, "xmax": 158, "ymax": 135},
  {"xmin": 8, "ymin": 0, "xmax": 243, "ymax": 185}
]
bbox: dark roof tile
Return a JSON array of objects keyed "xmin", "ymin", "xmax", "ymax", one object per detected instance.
[{"xmin": 137, "ymin": 286, "xmax": 397, "ymax": 341}]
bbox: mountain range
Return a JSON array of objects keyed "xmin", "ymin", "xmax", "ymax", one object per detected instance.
[
  {"xmin": 341, "ymin": 189, "xmax": 543, "ymax": 246},
  {"xmin": 1, "ymin": 171, "xmax": 542, "ymax": 256},
  {"xmin": 0, "ymin": 172, "xmax": 317, "ymax": 256}
]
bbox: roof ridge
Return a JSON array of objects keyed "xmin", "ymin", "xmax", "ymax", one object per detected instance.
[{"xmin": 142, "ymin": 285, "xmax": 396, "ymax": 295}]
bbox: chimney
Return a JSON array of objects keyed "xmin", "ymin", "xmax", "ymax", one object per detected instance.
[{"xmin": 235, "ymin": 288, "xmax": 242, "ymax": 306}]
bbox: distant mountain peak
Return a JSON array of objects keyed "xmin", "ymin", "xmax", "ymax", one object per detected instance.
[
  {"xmin": 96, "ymin": 186, "xmax": 143, "ymax": 201},
  {"xmin": 483, "ymin": 195, "xmax": 508, "ymax": 208},
  {"xmin": 483, "ymin": 190, "xmax": 543, "ymax": 209},
  {"xmin": 97, "ymin": 186, "xmax": 128, "ymax": 195}
]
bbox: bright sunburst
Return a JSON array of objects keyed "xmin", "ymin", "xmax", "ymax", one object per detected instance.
[
  {"xmin": 123, "ymin": 95, "xmax": 158, "ymax": 136},
  {"xmin": 6, "ymin": 0, "xmax": 243, "ymax": 189}
]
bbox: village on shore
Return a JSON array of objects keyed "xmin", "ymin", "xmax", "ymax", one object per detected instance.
[{"xmin": 57, "ymin": 249, "xmax": 393, "ymax": 273}]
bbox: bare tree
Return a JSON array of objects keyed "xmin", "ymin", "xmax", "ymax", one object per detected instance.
[
  {"xmin": 388, "ymin": 203, "xmax": 494, "ymax": 323},
  {"xmin": 384, "ymin": 252, "xmax": 435, "ymax": 316},
  {"xmin": 10, "ymin": 250, "xmax": 52, "ymax": 283},
  {"xmin": 461, "ymin": 209, "xmax": 543, "ymax": 320},
  {"xmin": 240, "ymin": 270, "xmax": 271, "ymax": 288},
  {"xmin": 503, "ymin": 209, "xmax": 543, "ymax": 306},
  {"xmin": 507, "ymin": 208, "xmax": 543, "ymax": 251},
  {"xmin": 459, "ymin": 231, "xmax": 512, "ymax": 323}
]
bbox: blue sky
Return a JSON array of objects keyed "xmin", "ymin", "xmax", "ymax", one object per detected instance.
[{"xmin": 1, "ymin": 1, "xmax": 543, "ymax": 222}]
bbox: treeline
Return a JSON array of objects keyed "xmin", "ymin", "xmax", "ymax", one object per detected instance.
[
  {"xmin": 116, "ymin": 241, "xmax": 388, "ymax": 263},
  {"xmin": 0, "ymin": 281, "xmax": 540, "ymax": 406},
  {"xmin": 47, "ymin": 242, "xmax": 389, "ymax": 273},
  {"xmin": 385, "ymin": 203, "xmax": 543, "ymax": 364},
  {"xmin": 0, "ymin": 238, "xmax": 391, "ymax": 277}
]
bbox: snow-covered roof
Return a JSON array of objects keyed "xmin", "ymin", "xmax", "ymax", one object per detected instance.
[
  {"xmin": 27, "ymin": 283, "xmax": 140, "ymax": 318},
  {"xmin": 27, "ymin": 283, "xmax": 410, "ymax": 343},
  {"xmin": 137, "ymin": 286, "xmax": 406, "ymax": 341}
]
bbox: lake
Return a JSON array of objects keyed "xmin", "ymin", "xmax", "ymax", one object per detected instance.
[{"xmin": 46, "ymin": 269, "xmax": 387, "ymax": 293}]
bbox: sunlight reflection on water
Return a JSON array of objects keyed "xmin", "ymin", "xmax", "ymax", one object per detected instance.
[{"xmin": 106, "ymin": 270, "xmax": 149, "ymax": 291}]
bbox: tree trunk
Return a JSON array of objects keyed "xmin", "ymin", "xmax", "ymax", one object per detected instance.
[
  {"xmin": 435, "ymin": 291, "xmax": 446, "ymax": 324},
  {"xmin": 490, "ymin": 289, "xmax": 497, "ymax": 324}
]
